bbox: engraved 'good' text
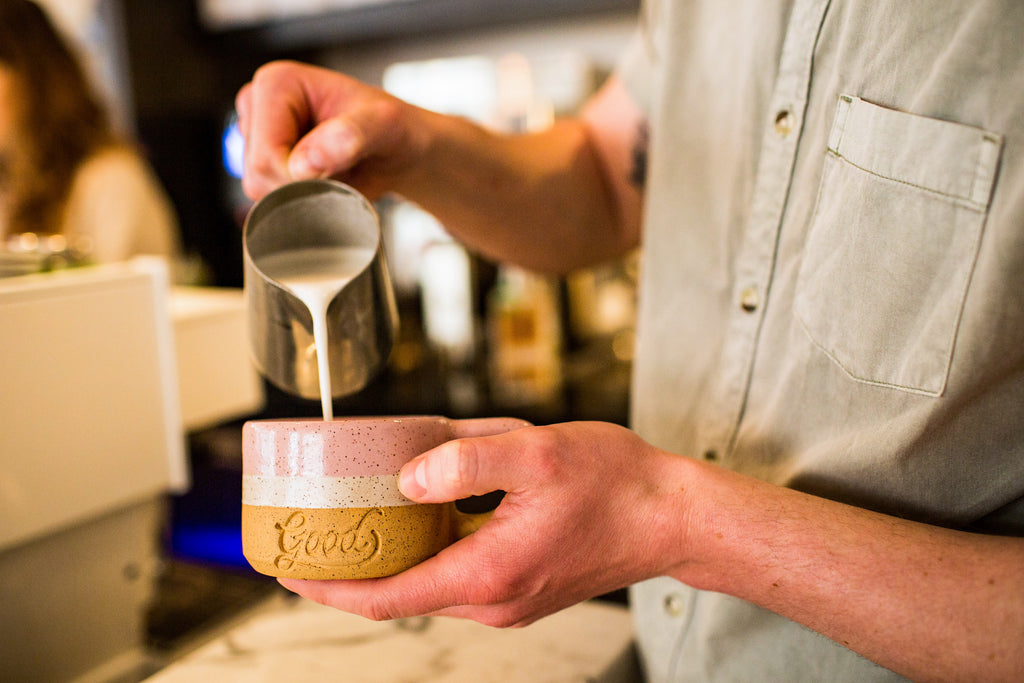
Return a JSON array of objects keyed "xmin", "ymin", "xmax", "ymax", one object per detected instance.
[{"xmin": 273, "ymin": 508, "xmax": 383, "ymax": 571}]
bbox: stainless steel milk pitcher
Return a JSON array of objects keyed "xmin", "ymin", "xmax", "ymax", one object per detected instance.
[{"xmin": 243, "ymin": 179, "xmax": 398, "ymax": 399}]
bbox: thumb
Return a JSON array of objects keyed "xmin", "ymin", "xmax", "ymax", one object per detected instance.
[
  {"xmin": 399, "ymin": 433, "xmax": 519, "ymax": 504},
  {"xmin": 287, "ymin": 90, "xmax": 406, "ymax": 181},
  {"xmin": 287, "ymin": 116, "xmax": 362, "ymax": 180}
]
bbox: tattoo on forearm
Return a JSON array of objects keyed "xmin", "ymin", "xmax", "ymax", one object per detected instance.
[{"xmin": 629, "ymin": 120, "xmax": 650, "ymax": 188}]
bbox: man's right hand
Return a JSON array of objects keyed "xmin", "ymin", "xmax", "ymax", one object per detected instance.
[
  {"xmin": 235, "ymin": 60, "xmax": 644, "ymax": 274},
  {"xmin": 235, "ymin": 60, "xmax": 427, "ymax": 202}
]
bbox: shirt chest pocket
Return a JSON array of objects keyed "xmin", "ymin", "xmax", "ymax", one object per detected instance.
[{"xmin": 794, "ymin": 95, "xmax": 1002, "ymax": 396}]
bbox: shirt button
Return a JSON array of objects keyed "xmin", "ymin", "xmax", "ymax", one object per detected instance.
[
  {"xmin": 774, "ymin": 109, "xmax": 794, "ymax": 137},
  {"xmin": 739, "ymin": 286, "xmax": 760, "ymax": 313},
  {"xmin": 663, "ymin": 592, "xmax": 686, "ymax": 617}
]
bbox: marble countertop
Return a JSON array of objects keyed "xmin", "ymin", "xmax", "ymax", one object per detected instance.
[{"xmin": 144, "ymin": 595, "xmax": 640, "ymax": 682}]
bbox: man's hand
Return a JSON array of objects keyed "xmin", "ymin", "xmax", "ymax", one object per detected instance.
[
  {"xmin": 278, "ymin": 421, "xmax": 690, "ymax": 627},
  {"xmin": 235, "ymin": 60, "xmax": 426, "ymax": 202},
  {"xmin": 274, "ymin": 415, "xmax": 1024, "ymax": 681},
  {"xmin": 235, "ymin": 62, "xmax": 644, "ymax": 273}
]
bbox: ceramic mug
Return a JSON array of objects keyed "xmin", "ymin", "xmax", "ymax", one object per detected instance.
[{"xmin": 241, "ymin": 416, "xmax": 529, "ymax": 580}]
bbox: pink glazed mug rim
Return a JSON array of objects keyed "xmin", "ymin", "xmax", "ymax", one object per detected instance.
[{"xmin": 242, "ymin": 415, "xmax": 528, "ymax": 478}]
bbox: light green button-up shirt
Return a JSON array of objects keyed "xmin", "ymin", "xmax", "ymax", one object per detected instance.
[{"xmin": 619, "ymin": 1, "xmax": 1024, "ymax": 680}]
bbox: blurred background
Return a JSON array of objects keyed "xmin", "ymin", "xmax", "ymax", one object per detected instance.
[
  {"xmin": 1, "ymin": 1, "xmax": 640, "ymax": 681},
  {"xmin": 119, "ymin": 0, "xmax": 639, "ymax": 423}
]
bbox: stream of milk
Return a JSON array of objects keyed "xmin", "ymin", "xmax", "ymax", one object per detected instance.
[{"xmin": 257, "ymin": 246, "xmax": 375, "ymax": 420}]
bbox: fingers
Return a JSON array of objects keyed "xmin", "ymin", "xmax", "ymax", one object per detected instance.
[
  {"xmin": 277, "ymin": 542, "xmax": 508, "ymax": 623},
  {"xmin": 234, "ymin": 83, "xmax": 251, "ymax": 137},
  {"xmin": 237, "ymin": 60, "xmax": 412, "ymax": 201},
  {"xmin": 399, "ymin": 426, "xmax": 546, "ymax": 504},
  {"xmin": 238, "ymin": 64, "xmax": 306, "ymax": 199}
]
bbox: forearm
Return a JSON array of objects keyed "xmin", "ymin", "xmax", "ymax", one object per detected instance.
[
  {"xmin": 396, "ymin": 109, "xmax": 635, "ymax": 273},
  {"xmin": 238, "ymin": 63, "xmax": 642, "ymax": 273},
  {"xmin": 660, "ymin": 457, "xmax": 1024, "ymax": 682}
]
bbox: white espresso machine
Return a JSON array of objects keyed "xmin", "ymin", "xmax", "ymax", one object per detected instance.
[{"xmin": 0, "ymin": 258, "xmax": 263, "ymax": 683}]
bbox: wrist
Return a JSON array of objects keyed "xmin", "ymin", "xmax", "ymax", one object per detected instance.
[
  {"xmin": 649, "ymin": 455, "xmax": 782, "ymax": 596},
  {"xmin": 392, "ymin": 107, "xmax": 494, "ymax": 204},
  {"xmin": 638, "ymin": 451, "xmax": 721, "ymax": 588}
]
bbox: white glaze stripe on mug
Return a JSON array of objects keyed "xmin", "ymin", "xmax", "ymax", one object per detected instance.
[{"xmin": 242, "ymin": 474, "xmax": 415, "ymax": 508}]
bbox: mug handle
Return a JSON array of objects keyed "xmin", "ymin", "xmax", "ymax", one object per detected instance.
[{"xmin": 447, "ymin": 417, "xmax": 531, "ymax": 538}]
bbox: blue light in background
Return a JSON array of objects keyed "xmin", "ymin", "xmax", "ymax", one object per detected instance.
[
  {"xmin": 171, "ymin": 523, "xmax": 249, "ymax": 570},
  {"xmin": 222, "ymin": 113, "xmax": 245, "ymax": 179}
]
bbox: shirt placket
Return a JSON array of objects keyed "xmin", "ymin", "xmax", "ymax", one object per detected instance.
[{"xmin": 695, "ymin": 0, "xmax": 832, "ymax": 464}]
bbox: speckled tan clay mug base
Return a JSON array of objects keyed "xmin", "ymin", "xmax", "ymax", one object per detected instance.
[
  {"xmin": 242, "ymin": 504, "xmax": 451, "ymax": 580},
  {"xmin": 241, "ymin": 416, "xmax": 528, "ymax": 580}
]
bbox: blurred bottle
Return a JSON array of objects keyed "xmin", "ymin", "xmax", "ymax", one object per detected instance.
[{"xmin": 486, "ymin": 265, "xmax": 563, "ymax": 407}]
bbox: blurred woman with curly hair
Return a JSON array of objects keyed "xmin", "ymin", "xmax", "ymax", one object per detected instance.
[{"xmin": 0, "ymin": 0, "xmax": 180, "ymax": 264}]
